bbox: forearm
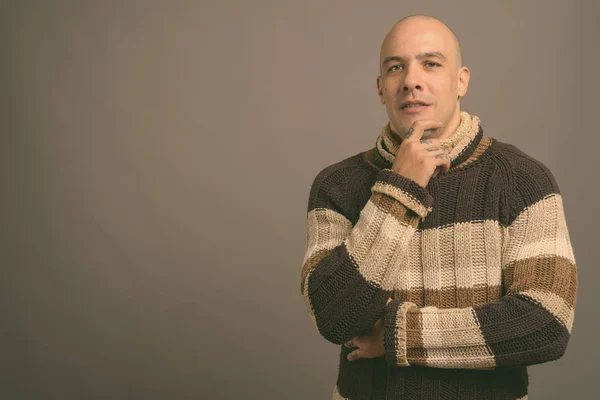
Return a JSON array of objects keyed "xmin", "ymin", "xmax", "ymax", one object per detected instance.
[
  {"xmin": 301, "ymin": 169, "xmax": 433, "ymax": 345},
  {"xmin": 384, "ymin": 285, "xmax": 575, "ymax": 370}
]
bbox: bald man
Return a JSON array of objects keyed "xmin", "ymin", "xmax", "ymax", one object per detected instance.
[{"xmin": 301, "ymin": 15, "xmax": 577, "ymax": 400}]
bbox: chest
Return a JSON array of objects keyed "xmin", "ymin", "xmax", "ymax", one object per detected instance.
[
  {"xmin": 371, "ymin": 167, "xmax": 510, "ymax": 308},
  {"xmin": 390, "ymin": 220, "xmax": 509, "ymax": 308}
]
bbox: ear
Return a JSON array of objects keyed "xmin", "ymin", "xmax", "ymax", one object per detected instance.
[
  {"xmin": 376, "ymin": 75, "xmax": 385, "ymax": 104},
  {"xmin": 457, "ymin": 66, "xmax": 470, "ymax": 97}
]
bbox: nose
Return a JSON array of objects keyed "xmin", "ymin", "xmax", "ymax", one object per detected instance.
[{"xmin": 403, "ymin": 65, "xmax": 423, "ymax": 92}]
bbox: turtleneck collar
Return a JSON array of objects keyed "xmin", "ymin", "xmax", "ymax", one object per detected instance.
[{"xmin": 375, "ymin": 111, "xmax": 484, "ymax": 171}]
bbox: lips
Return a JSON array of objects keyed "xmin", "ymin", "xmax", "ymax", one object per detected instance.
[
  {"xmin": 401, "ymin": 104, "xmax": 430, "ymax": 114},
  {"xmin": 401, "ymin": 101, "xmax": 430, "ymax": 109}
]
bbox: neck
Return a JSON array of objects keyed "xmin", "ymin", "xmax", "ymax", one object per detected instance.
[{"xmin": 375, "ymin": 111, "xmax": 485, "ymax": 171}]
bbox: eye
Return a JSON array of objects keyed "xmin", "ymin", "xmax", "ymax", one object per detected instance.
[
  {"xmin": 426, "ymin": 62, "xmax": 440, "ymax": 67},
  {"xmin": 389, "ymin": 64, "xmax": 403, "ymax": 72}
]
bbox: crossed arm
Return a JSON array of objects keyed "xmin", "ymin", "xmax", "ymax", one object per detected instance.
[{"xmin": 300, "ymin": 166, "xmax": 577, "ymax": 370}]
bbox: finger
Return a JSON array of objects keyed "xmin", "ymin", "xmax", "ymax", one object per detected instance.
[
  {"xmin": 386, "ymin": 297, "xmax": 392, "ymax": 304},
  {"xmin": 433, "ymin": 153, "xmax": 451, "ymax": 171},
  {"xmin": 424, "ymin": 146, "xmax": 441, "ymax": 153},
  {"xmin": 443, "ymin": 157, "xmax": 451, "ymax": 172},
  {"xmin": 404, "ymin": 119, "xmax": 444, "ymax": 142},
  {"xmin": 344, "ymin": 339, "xmax": 355, "ymax": 348},
  {"xmin": 439, "ymin": 152, "xmax": 451, "ymax": 171},
  {"xmin": 419, "ymin": 138, "xmax": 441, "ymax": 146},
  {"xmin": 347, "ymin": 350, "xmax": 361, "ymax": 361}
]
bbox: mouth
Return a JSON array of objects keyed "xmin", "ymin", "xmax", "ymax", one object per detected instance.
[{"xmin": 401, "ymin": 103, "xmax": 430, "ymax": 113}]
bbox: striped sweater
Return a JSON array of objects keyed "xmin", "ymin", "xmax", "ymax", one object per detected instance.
[{"xmin": 300, "ymin": 111, "xmax": 577, "ymax": 400}]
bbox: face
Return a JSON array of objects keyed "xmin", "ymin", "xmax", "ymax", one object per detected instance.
[{"xmin": 377, "ymin": 19, "xmax": 470, "ymax": 139}]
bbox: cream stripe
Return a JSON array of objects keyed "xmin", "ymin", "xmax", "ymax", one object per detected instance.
[
  {"xmin": 421, "ymin": 347, "xmax": 496, "ymax": 369},
  {"xmin": 394, "ymin": 220, "xmax": 505, "ymax": 293},
  {"xmin": 414, "ymin": 307, "xmax": 495, "ymax": 369},
  {"xmin": 486, "ymin": 220, "xmax": 506, "ymax": 301},
  {"xmin": 503, "ymin": 194, "xmax": 576, "ymax": 267},
  {"xmin": 302, "ymin": 208, "xmax": 352, "ymax": 267},
  {"xmin": 422, "ymin": 226, "xmax": 443, "ymax": 297},
  {"xmin": 346, "ymin": 199, "xmax": 417, "ymax": 289},
  {"xmin": 418, "ymin": 307, "xmax": 489, "ymax": 348},
  {"xmin": 407, "ymin": 230, "xmax": 424, "ymax": 303},
  {"xmin": 521, "ymin": 289, "xmax": 575, "ymax": 333},
  {"xmin": 454, "ymin": 222, "xmax": 474, "ymax": 305},
  {"xmin": 445, "ymin": 115, "xmax": 481, "ymax": 160}
]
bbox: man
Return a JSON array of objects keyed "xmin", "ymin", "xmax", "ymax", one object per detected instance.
[{"xmin": 300, "ymin": 15, "xmax": 577, "ymax": 400}]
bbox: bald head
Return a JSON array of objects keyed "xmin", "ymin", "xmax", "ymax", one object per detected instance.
[
  {"xmin": 379, "ymin": 15, "xmax": 462, "ymax": 75},
  {"xmin": 375, "ymin": 14, "xmax": 471, "ymax": 142}
]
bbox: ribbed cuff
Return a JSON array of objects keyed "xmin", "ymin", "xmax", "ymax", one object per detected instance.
[
  {"xmin": 383, "ymin": 299, "xmax": 418, "ymax": 368},
  {"xmin": 371, "ymin": 169, "xmax": 434, "ymax": 218}
]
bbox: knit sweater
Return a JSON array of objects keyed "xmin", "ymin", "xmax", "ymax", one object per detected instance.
[{"xmin": 300, "ymin": 111, "xmax": 577, "ymax": 400}]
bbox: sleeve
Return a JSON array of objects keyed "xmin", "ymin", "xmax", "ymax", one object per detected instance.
[
  {"xmin": 300, "ymin": 167, "xmax": 434, "ymax": 345},
  {"xmin": 382, "ymin": 157, "xmax": 578, "ymax": 369}
]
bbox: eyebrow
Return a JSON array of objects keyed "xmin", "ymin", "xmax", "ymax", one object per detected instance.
[{"xmin": 382, "ymin": 52, "xmax": 448, "ymax": 66}]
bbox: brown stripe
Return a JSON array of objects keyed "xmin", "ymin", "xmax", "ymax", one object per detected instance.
[
  {"xmin": 503, "ymin": 255, "xmax": 577, "ymax": 309},
  {"xmin": 371, "ymin": 191, "xmax": 418, "ymax": 226},
  {"xmin": 394, "ymin": 285, "xmax": 503, "ymax": 309},
  {"xmin": 372, "ymin": 181, "xmax": 432, "ymax": 218},
  {"xmin": 393, "ymin": 288, "xmax": 425, "ymax": 307}
]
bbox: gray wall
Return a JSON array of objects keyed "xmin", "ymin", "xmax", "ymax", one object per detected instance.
[{"xmin": 3, "ymin": 1, "xmax": 598, "ymax": 399}]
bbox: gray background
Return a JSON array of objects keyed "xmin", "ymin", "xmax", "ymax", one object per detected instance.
[{"xmin": 3, "ymin": 0, "xmax": 598, "ymax": 399}]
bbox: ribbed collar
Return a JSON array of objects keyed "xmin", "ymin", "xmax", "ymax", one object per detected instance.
[{"xmin": 375, "ymin": 111, "xmax": 483, "ymax": 170}]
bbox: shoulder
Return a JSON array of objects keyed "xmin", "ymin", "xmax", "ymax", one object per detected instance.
[
  {"xmin": 490, "ymin": 139, "xmax": 560, "ymax": 193},
  {"xmin": 307, "ymin": 150, "xmax": 372, "ymax": 211},
  {"xmin": 488, "ymin": 138, "xmax": 561, "ymax": 219}
]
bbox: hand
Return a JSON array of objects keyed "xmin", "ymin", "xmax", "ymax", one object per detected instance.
[
  {"xmin": 344, "ymin": 298, "xmax": 392, "ymax": 362},
  {"xmin": 391, "ymin": 119, "xmax": 451, "ymax": 188}
]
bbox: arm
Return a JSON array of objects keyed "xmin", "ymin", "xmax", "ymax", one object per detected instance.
[
  {"xmin": 383, "ymin": 158, "xmax": 578, "ymax": 369},
  {"xmin": 301, "ymin": 167, "xmax": 433, "ymax": 345}
]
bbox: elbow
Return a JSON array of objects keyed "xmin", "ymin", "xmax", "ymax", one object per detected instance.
[
  {"xmin": 521, "ymin": 336, "xmax": 569, "ymax": 367},
  {"xmin": 310, "ymin": 306, "xmax": 381, "ymax": 346},
  {"xmin": 537, "ymin": 331, "xmax": 570, "ymax": 364},
  {"xmin": 303, "ymin": 294, "xmax": 353, "ymax": 346},
  {"xmin": 320, "ymin": 329, "xmax": 348, "ymax": 346},
  {"xmin": 314, "ymin": 315, "xmax": 354, "ymax": 345},
  {"xmin": 532, "ymin": 318, "xmax": 572, "ymax": 365},
  {"xmin": 498, "ymin": 323, "xmax": 571, "ymax": 367}
]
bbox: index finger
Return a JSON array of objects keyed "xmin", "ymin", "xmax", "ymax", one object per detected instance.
[{"xmin": 405, "ymin": 119, "xmax": 444, "ymax": 142}]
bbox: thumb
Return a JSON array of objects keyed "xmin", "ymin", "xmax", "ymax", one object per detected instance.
[{"xmin": 347, "ymin": 350, "xmax": 361, "ymax": 361}]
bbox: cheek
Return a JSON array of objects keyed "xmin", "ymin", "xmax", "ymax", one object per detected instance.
[{"xmin": 383, "ymin": 83, "xmax": 401, "ymax": 100}]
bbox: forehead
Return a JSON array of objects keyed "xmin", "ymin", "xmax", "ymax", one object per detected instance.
[{"xmin": 381, "ymin": 23, "xmax": 455, "ymax": 62}]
